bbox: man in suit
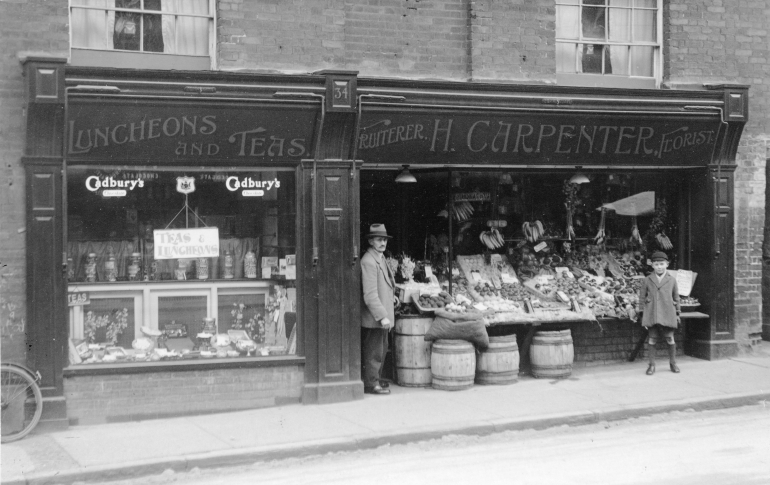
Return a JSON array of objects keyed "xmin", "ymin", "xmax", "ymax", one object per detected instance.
[{"xmin": 361, "ymin": 224, "xmax": 397, "ymax": 395}]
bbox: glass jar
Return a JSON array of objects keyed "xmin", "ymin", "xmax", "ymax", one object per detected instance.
[
  {"xmin": 128, "ymin": 252, "xmax": 141, "ymax": 281},
  {"xmin": 85, "ymin": 253, "xmax": 97, "ymax": 282},
  {"xmin": 105, "ymin": 247, "xmax": 117, "ymax": 282},
  {"xmin": 223, "ymin": 251, "xmax": 234, "ymax": 279},
  {"xmin": 175, "ymin": 259, "xmax": 187, "ymax": 280},
  {"xmin": 244, "ymin": 251, "xmax": 257, "ymax": 279},
  {"xmin": 197, "ymin": 257, "xmax": 209, "ymax": 280}
]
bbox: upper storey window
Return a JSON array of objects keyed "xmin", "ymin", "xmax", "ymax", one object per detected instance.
[
  {"xmin": 556, "ymin": 0, "xmax": 661, "ymax": 88},
  {"xmin": 70, "ymin": 0, "xmax": 215, "ymax": 70}
]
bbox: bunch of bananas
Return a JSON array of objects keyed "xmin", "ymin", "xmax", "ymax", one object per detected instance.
[
  {"xmin": 656, "ymin": 233, "xmax": 673, "ymax": 250},
  {"xmin": 522, "ymin": 220, "xmax": 544, "ymax": 243},
  {"xmin": 480, "ymin": 228, "xmax": 505, "ymax": 249},
  {"xmin": 451, "ymin": 201, "xmax": 475, "ymax": 222}
]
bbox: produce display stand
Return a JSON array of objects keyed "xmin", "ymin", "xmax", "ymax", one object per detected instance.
[{"xmin": 627, "ymin": 311, "xmax": 710, "ymax": 362}]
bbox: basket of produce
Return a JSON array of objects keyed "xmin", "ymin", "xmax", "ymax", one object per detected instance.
[
  {"xmin": 679, "ymin": 296, "xmax": 700, "ymax": 311},
  {"xmin": 413, "ymin": 291, "xmax": 454, "ymax": 314}
]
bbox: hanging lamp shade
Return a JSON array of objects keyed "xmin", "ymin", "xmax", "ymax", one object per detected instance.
[
  {"xmin": 395, "ymin": 165, "xmax": 417, "ymax": 183},
  {"xmin": 569, "ymin": 172, "xmax": 590, "ymax": 184}
]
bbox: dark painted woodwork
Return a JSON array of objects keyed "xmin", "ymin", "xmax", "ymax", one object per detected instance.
[
  {"xmin": 23, "ymin": 158, "xmax": 67, "ymax": 396},
  {"xmin": 685, "ymin": 166, "xmax": 738, "ymax": 360},
  {"xmin": 300, "ymin": 161, "xmax": 363, "ymax": 404}
]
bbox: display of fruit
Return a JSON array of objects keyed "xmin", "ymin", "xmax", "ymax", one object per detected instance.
[
  {"xmin": 522, "ymin": 220, "xmax": 544, "ymax": 243},
  {"xmin": 499, "ymin": 282, "xmax": 531, "ymax": 301},
  {"xmin": 680, "ymin": 296, "xmax": 700, "ymax": 306},
  {"xmin": 416, "ymin": 291, "xmax": 454, "ymax": 309},
  {"xmin": 451, "ymin": 201, "xmax": 475, "ymax": 222},
  {"xmin": 474, "ymin": 282, "xmax": 501, "ymax": 300},
  {"xmin": 553, "ymin": 273, "xmax": 588, "ymax": 299},
  {"xmin": 480, "ymin": 227, "xmax": 505, "ymax": 249}
]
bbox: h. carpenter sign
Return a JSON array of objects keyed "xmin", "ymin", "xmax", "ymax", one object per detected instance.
[{"xmin": 356, "ymin": 112, "xmax": 721, "ymax": 166}]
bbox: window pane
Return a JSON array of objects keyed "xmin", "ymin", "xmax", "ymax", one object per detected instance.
[
  {"xmin": 72, "ymin": 7, "xmax": 111, "ymax": 49},
  {"xmin": 582, "ymin": 7, "xmax": 607, "ymax": 40},
  {"xmin": 163, "ymin": 0, "xmax": 211, "ymax": 15},
  {"xmin": 557, "ymin": 6, "xmax": 580, "ymax": 39},
  {"xmin": 629, "ymin": 45, "xmax": 654, "ymax": 76},
  {"xmin": 84, "ymin": 298, "xmax": 135, "ymax": 349},
  {"xmin": 556, "ymin": 0, "xmax": 579, "ymax": 4},
  {"xmin": 144, "ymin": 0, "xmax": 161, "ymax": 11},
  {"xmin": 163, "ymin": 14, "xmax": 210, "ymax": 55},
  {"xmin": 556, "ymin": 43, "xmax": 578, "ymax": 73},
  {"xmin": 609, "ymin": 0, "xmax": 632, "ymax": 6},
  {"xmin": 113, "ymin": 11, "xmax": 141, "ymax": 50},
  {"xmin": 584, "ymin": 0, "xmax": 606, "ymax": 5},
  {"xmin": 218, "ymin": 293, "xmax": 266, "ymax": 340},
  {"xmin": 581, "ymin": 44, "xmax": 605, "ymax": 73},
  {"xmin": 633, "ymin": 9, "xmax": 656, "ymax": 42},
  {"xmin": 609, "ymin": 45, "xmax": 629, "ymax": 74},
  {"xmin": 608, "ymin": 6, "xmax": 631, "ymax": 42},
  {"xmin": 635, "ymin": 0, "xmax": 656, "ymax": 7}
]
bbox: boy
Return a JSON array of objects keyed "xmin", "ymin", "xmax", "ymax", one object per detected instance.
[{"xmin": 639, "ymin": 251, "xmax": 681, "ymax": 375}]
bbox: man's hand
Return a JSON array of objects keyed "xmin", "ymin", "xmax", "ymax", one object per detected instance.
[{"xmin": 380, "ymin": 317, "xmax": 391, "ymax": 327}]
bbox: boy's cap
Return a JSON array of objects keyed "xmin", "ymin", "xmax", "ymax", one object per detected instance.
[{"xmin": 651, "ymin": 251, "xmax": 668, "ymax": 262}]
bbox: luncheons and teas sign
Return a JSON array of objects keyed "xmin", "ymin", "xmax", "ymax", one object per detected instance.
[
  {"xmin": 154, "ymin": 228, "xmax": 220, "ymax": 260},
  {"xmin": 67, "ymin": 101, "xmax": 317, "ymax": 162},
  {"xmin": 356, "ymin": 111, "xmax": 722, "ymax": 166}
]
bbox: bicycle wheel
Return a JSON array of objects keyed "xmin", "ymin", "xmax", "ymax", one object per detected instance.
[{"xmin": 1, "ymin": 364, "xmax": 43, "ymax": 443}]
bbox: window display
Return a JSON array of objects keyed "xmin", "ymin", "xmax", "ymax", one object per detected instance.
[
  {"xmin": 66, "ymin": 167, "xmax": 298, "ymax": 366},
  {"xmin": 361, "ymin": 169, "xmax": 694, "ymax": 325}
]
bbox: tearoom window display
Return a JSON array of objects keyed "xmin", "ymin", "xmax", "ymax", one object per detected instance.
[{"xmin": 65, "ymin": 166, "xmax": 298, "ymax": 365}]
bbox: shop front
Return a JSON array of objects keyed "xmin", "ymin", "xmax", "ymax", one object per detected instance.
[
  {"xmin": 352, "ymin": 79, "xmax": 749, "ymax": 376},
  {"xmin": 21, "ymin": 59, "xmax": 747, "ymax": 426}
]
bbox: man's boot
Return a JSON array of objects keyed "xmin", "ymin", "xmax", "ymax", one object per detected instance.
[
  {"xmin": 646, "ymin": 343, "xmax": 656, "ymax": 375},
  {"xmin": 669, "ymin": 344, "xmax": 680, "ymax": 373}
]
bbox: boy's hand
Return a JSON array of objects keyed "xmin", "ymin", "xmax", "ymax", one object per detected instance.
[{"xmin": 676, "ymin": 316, "xmax": 681, "ymax": 325}]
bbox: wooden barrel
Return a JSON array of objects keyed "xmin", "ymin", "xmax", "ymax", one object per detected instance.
[
  {"xmin": 394, "ymin": 316, "xmax": 433, "ymax": 387},
  {"xmin": 475, "ymin": 335, "xmax": 520, "ymax": 385},
  {"xmin": 530, "ymin": 330, "xmax": 574, "ymax": 379},
  {"xmin": 431, "ymin": 339, "xmax": 476, "ymax": 391}
]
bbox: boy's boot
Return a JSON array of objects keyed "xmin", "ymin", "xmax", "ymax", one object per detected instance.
[
  {"xmin": 646, "ymin": 343, "xmax": 656, "ymax": 375},
  {"xmin": 669, "ymin": 344, "xmax": 680, "ymax": 373}
]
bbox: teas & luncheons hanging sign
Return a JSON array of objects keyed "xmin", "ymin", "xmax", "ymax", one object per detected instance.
[{"xmin": 154, "ymin": 227, "xmax": 220, "ymax": 260}]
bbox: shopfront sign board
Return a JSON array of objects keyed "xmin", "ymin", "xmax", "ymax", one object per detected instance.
[
  {"xmin": 67, "ymin": 101, "xmax": 318, "ymax": 163},
  {"xmin": 357, "ymin": 110, "xmax": 722, "ymax": 166},
  {"xmin": 153, "ymin": 227, "xmax": 220, "ymax": 260}
]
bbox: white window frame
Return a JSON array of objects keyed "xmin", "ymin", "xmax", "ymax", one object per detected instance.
[
  {"xmin": 69, "ymin": 0, "xmax": 217, "ymax": 70},
  {"xmin": 555, "ymin": 0, "xmax": 662, "ymax": 89}
]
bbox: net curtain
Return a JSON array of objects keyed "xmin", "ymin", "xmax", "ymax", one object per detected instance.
[
  {"xmin": 556, "ymin": 0, "xmax": 655, "ymax": 76},
  {"xmin": 71, "ymin": 0, "xmax": 208, "ymax": 55}
]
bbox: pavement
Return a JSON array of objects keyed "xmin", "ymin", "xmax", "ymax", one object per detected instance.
[{"xmin": 3, "ymin": 341, "xmax": 770, "ymax": 485}]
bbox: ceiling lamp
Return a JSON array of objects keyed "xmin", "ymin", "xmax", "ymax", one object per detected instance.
[
  {"xmin": 569, "ymin": 172, "xmax": 590, "ymax": 184},
  {"xmin": 395, "ymin": 165, "xmax": 417, "ymax": 183}
]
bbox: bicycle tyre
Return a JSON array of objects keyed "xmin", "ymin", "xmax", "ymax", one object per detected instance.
[{"xmin": 1, "ymin": 364, "xmax": 43, "ymax": 443}]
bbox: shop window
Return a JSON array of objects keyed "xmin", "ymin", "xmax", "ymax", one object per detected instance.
[
  {"xmin": 70, "ymin": 0, "xmax": 214, "ymax": 70},
  {"xmin": 361, "ymin": 169, "xmax": 692, "ymax": 323},
  {"xmin": 556, "ymin": 0, "xmax": 661, "ymax": 88},
  {"xmin": 66, "ymin": 167, "xmax": 297, "ymax": 366}
]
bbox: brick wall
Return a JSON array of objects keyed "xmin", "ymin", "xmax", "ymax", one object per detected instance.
[
  {"xmin": 218, "ymin": 0, "xmax": 472, "ymax": 80},
  {"xmin": 469, "ymin": 0, "xmax": 555, "ymax": 82},
  {"xmin": 64, "ymin": 365, "xmax": 304, "ymax": 425},
  {"xmin": 666, "ymin": 0, "xmax": 769, "ymax": 351},
  {"xmin": 571, "ymin": 321, "xmax": 684, "ymax": 367},
  {"xmin": 0, "ymin": 0, "xmax": 69, "ymax": 363}
]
